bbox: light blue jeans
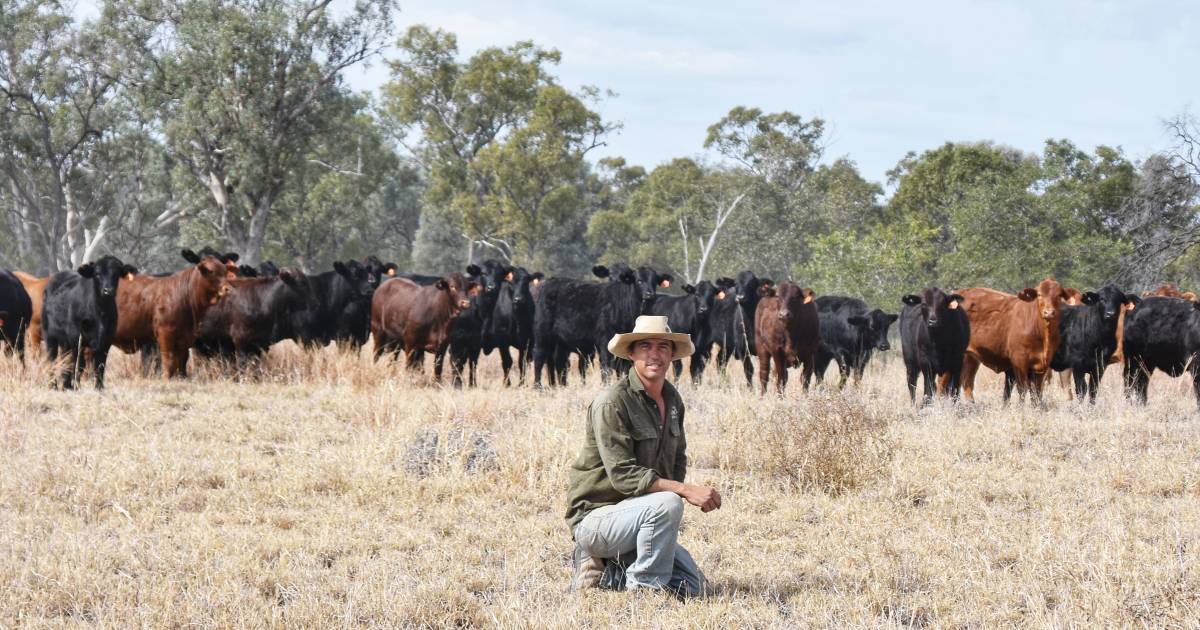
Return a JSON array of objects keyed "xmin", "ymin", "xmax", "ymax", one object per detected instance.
[{"xmin": 573, "ymin": 491, "xmax": 706, "ymax": 596}]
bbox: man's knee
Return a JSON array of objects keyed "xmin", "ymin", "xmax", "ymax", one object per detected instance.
[{"xmin": 648, "ymin": 491, "xmax": 684, "ymax": 524}]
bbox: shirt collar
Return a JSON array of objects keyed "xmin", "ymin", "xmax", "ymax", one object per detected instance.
[{"xmin": 626, "ymin": 368, "xmax": 677, "ymax": 403}]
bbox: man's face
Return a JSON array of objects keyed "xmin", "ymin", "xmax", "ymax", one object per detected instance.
[{"xmin": 629, "ymin": 338, "xmax": 673, "ymax": 383}]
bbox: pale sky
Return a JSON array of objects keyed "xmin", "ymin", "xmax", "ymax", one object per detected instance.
[{"xmin": 80, "ymin": 1, "xmax": 1200, "ymax": 189}]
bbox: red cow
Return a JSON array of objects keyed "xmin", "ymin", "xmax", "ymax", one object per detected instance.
[
  {"xmin": 12, "ymin": 271, "xmax": 48, "ymax": 352},
  {"xmin": 959, "ymin": 278, "xmax": 1069, "ymax": 403},
  {"xmin": 371, "ymin": 273, "xmax": 474, "ymax": 381},
  {"xmin": 754, "ymin": 282, "xmax": 819, "ymax": 394},
  {"xmin": 114, "ymin": 249, "xmax": 235, "ymax": 378}
]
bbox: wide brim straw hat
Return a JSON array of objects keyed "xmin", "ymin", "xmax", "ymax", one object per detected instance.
[{"xmin": 607, "ymin": 315, "xmax": 695, "ymax": 361}]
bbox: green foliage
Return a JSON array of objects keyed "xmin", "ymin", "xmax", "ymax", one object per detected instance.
[{"xmin": 808, "ymin": 218, "xmax": 940, "ymax": 310}]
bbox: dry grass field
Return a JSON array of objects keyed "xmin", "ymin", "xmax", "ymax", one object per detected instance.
[{"xmin": 3, "ymin": 344, "xmax": 1200, "ymax": 628}]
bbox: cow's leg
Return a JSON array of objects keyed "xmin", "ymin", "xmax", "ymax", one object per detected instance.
[
  {"xmin": 742, "ymin": 354, "xmax": 755, "ymax": 389},
  {"xmin": 904, "ymin": 362, "xmax": 919, "ymax": 403},
  {"xmin": 516, "ymin": 345, "xmax": 528, "ymax": 385},
  {"xmin": 774, "ymin": 351, "xmax": 788, "ymax": 393},
  {"xmin": 837, "ymin": 357, "xmax": 852, "ymax": 390},
  {"xmin": 1087, "ymin": 367, "xmax": 1103, "ymax": 404},
  {"xmin": 499, "ymin": 346, "xmax": 513, "ymax": 387},
  {"xmin": 1072, "ymin": 369, "xmax": 1088, "ymax": 403},
  {"xmin": 46, "ymin": 341, "xmax": 61, "ymax": 389},
  {"xmin": 1191, "ymin": 371, "xmax": 1200, "ymax": 411},
  {"xmin": 1060, "ymin": 369, "xmax": 1075, "ymax": 401},
  {"xmin": 801, "ymin": 357, "xmax": 815, "ymax": 393},
  {"xmin": 672, "ymin": 359, "xmax": 683, "ymax": 381},
  {"xmin": 405, "ymin": 347, "xmax": 421, "ymax": 372},
  {"xmin": 92, "ymin": 347, "xmax": 109, "ymax": 390},
  {"xmin": 757, "ymin": 352, "xmax": 770, "ymax": 395},
  {"xmin": 433, "ymin": 346, "xmax": 447, "ymax": 383},
  {"xmin": 1002, "ymin": 368, "xmax": 1016, "ymax": 403},
  {"xmin": 689, "ymin": 354, "xmax": 705, "ymax": 385},
  {"xmin": 960, "ymin": 354, "xmax": 981, "ymax": 403}
]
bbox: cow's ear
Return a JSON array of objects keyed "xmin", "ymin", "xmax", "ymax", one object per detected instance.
[
  {"xmin": 1017, "ymin": 288, "xmax": 1037, "ymax": 302},
  {"xmin": 223, "ymin": 252, "xmax": 240, "ymax": 264},
  {"xmin": 847, "ymin": 315, "xmax": 869, "ymax": 328},
  {"xmin": 658, "ymin": 274, "xmax": 672, "ymax": 288},
  {"xmin": 761, "ymin": 278, "xmax": 774, "ymax": 288},
  {"xmin": 718, "ymin": 277, "xmax": 736, "ymax": 289},
  {"xmin": 333, "ymin": 261, "xmax": 349, "ymax": 276},
  {"xmin": 901, "ymin": 294, "xmax": 921, "ymax": 306},
  {"xmin": 181, "ymin": 249, "xmax": 201, "ymax": 264},
  {"xmin": 531, "ymin": 272, "xmax": 544, "ymax": 281},
  {"xmin": 435, "ymin": 279, "xmax": 449, "ymax": 290},
  {"xmin": 239, "ymin": 265, "xmax": 257, "ymax": 277},
  {"xmin": 802, "ymin": 288, "xmax": 815, "ymax": 304},
  {"xmin": 77, "ymin": 263, "xmax": 95, "ymax": 278},
  {"xmin": 1184, "ymin": 291, "xmax": 1198, "ymax": 302},
  {"xmin": 466, "ymin": 264, "xmax": 482, "ymax": 276},
  {"xmin": 592, "ymin": 265, "xmax": 609, "ymax": 279},
  {"xmin": 468, "ymin": 282, "xmax": 481, "ymax": 296},
  {"xmin": 123, "ymin": 265, "xmax": 138, "ymax": 279},
  {"xmin": 757, "ymin": 284, "xmax": 774, "ymax": 298},
  {"xmin": 683, "ymin": 284, "xmax": 696, "ymax": 294},
  {"xmin": 1082, "ymin": 292, "xmax": 1100, "ymax": 305}
]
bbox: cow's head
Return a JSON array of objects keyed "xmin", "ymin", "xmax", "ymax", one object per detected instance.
[
  {"xmin": 849, "ymin": 309, "xmax": 899, "ymax": 351},
  {"xmin": 473, "ymin": 260, "xmax": 512, "ymax": 316},
  {"xmin": 333, "ymin": 260, "xmax": 373, "ymax": 298},
  {"xmin": 362, "ymin": 255, "xmax": 398, "ymax": 289},
  {"xmin": 773, "ymin": 283, "xmax": 814, "ymax": 321},
  {"xmin": 182, "ymin": 248, "xmax": 233, "ymax": 304},
  {"xmin": 440, "ymin": 272, "xmax": 476, "ymax": 316},
  {"xmin": 1064, "ymin": 287, "xmax": 1083, "ymax": 306},
  {"xmin": 1017, "ymin": 278, "xmax": 1067, "ymax": 322},
  {"xmin": 277, "ymin": 268, "xmax": 317, "ymax": 311},
  {"xmin": 258, "ymin": 261, "xmax": 280, "ymax": 278},
  {"xmin": 631, "ymin": 266, "xmax": 670, "ymax": 303},
  {"xmin": 734, "ymin": 270, "xmax": 761, "ymax": 305},
  {"xmin": 512, "ymin": 268, "xmax": 542, "ymax": 306},
  {"xmin": 78, "ymin": 255, "xmax": 138, "ymax": 299},
  {"xmin": 902, "ymin": 287, "xmax": 964, "ymax": 329},
  {"xmin": 238, "ymin": 265, "xmax": 259, "ymax": 277},
  {"xmin": 1086, "ymin": 285, "xmax": 1127, "ymax": 321},
  {"xmin": 691, "ymin": 281, "xmax": 723, "ymax": 317}
]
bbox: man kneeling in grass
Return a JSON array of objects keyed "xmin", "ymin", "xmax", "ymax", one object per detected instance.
[{"xmin": 566, "ymin": 315, "xmax": 722, "ymax": 597}]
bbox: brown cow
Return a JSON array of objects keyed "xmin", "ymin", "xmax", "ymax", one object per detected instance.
[
  {"xmin": 12, "ymin": 271, "xmax": 48, "ymax": 351},
  {"xmin": 754, "ymin": 282, "xmax": 819, "ymax": 394},
  {"xmin": 371, "ymin": 273, "xmax": 474, "ymax": 381},
  {"xmin": 114, "ymin": 249, "xmax": 235, "ymax": 378},
  {"xmin": 959, "ymin": 278, "xmax": 1069, "ymax": 403},
  {"xmin": 1143, "ymin": 283, "xmax": 1197, "ymax": 301}
]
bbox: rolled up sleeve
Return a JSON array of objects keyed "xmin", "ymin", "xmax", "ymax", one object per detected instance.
[{"xmin": 592, "ymin": 402, "xmax": 658, "ymax": 496}]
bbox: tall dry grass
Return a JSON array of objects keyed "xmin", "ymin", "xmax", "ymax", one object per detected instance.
[{"xmin": 2, "ymin": 345, "xmax": 1199, "ymax": 627}]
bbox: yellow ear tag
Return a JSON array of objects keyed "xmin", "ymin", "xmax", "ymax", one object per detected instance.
[{"xmin": 949, "ymin": 300, "xmax": 959, "ymax": 310}]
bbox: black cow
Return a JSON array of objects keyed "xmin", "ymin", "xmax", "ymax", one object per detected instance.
[
  {"xmin": 900, "ymin": 288, "xmax": 970, "ymax": 404},
  {"xmin": 708, "ymin": 271, "xmax": 768, "ymax": 386},
  {"xmin": 337, "ymin": 255, "xmax": 399, "ymax": 348},
  {"xmin": 813, "ymin": 296, "xmax": 898, "ymax": 388},
  {"xmin": 485, "ymin": 267, "xmax": 543, "ymax": 386},
  {"xmin": 41, "ymin": 256, "xmax": 138, "ymax": 389},
  {"xmin": 650, "ymin": 280, "xmax": 725, "ymax": 383},
  {"xmin": 533, "ymin": 264, "xmax": 670, "ymax": 386},
  {"xmin": 195, "ymin": 268, "xmax": 316, "ymax": 365},
  {"xmin": 1120, "ymin": 295, "xmax": 1200, "ymax": 407},
  {"xmin": 0, "ymin": 269, "xmax": 34, "ymax": 362},
  {"xmin": 290, "ymin": 261, "xmax": 372, "ymax": 348},
  {"xmin": 1050, "ymin": 285, "xmax": 1133, "ymax": 403}
]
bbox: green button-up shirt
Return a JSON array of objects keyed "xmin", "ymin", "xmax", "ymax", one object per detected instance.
[{"xmin": 565, "ymin": 370, "xmax": 687, "ymax": 535}]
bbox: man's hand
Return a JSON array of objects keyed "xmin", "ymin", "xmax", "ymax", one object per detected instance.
[
  {"xmin": 681, "ymin": 484, "xmax": 722, "ymax": 512},
  {"xmin": 650, "ymin": 478, "xmax": 722, "ymax": 512}
]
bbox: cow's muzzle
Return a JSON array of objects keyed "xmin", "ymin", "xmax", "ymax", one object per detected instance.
[
  {"xmin": 735, "ymin": 295, "xmax": 745, "ymax": 303},
  {"xmin": 878, "ymin": 341, "xmax": 890, "ymax": 351},
  {"xmin": 100, "ymin": 287, "xmax": 114, "ymax": 297},
  {"xmin": 927, "ymin": 318, "xmax": 939, "ymax": 328},
  {"xmin": 1104, "ymin": 311, "xmax": 1116, "ymax": 320},
  {"xmin": 777, "ymin": 310, "xmax": 789, "ymax": 321}
]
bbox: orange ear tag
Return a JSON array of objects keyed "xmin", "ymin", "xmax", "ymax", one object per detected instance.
[
  {"xmin": 387, "ymin": 269, "xmax": 395, "ymax": 276},
  {"xmin": 124, "ymin": 273, "xmax": 134, "ymax": 281},
  {"xmin": 504, "ymin": 272, "xmax": 514, "ymax": 282},
  {"xmin": 803, "ymin": 295, "xmax": 813, "ymax": 304},
  {"xmin": 660, "ymin": 279, "xmax": 671, "ymax": 288},
  {"xmin": 949, "ymin": 301, "xmax": 959, "ymax": 310},
  {"xmin": 716, "ymin": 291, "xmax": 726, "ymax": 300}
]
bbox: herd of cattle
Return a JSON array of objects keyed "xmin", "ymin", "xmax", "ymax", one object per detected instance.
[{"xmin": 1, "ymin": 248, "xmax": 1199, "ymax": 409}]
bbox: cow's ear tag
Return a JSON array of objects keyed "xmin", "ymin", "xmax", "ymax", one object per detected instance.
[
  {"xmin": 386, "ymin": 268, "xmax": 395, "ymax": 276},
  {"xmin": 227, "ymin": 271, "xmax": 237, "ymax": 279},
  {"xmin": 660, "ymin": 279, "xmax": 670, "ymax": 288},
  {"xmin": 803, "ymin": 295, "xmax": 813, "ymax": 304},
  {"xmin": 949, "ymin": 300, "xmax": 959, "ymax": 310},
  {"xmin": 124, "ymin": 272, "xmax": 134, "ymax": 281},
  {"xmin": 532, "ymin": 278, "xmax": 541, "ymax": 286},
  {"xmin": 504, "ymin": 271, "xmax": 513, "ymax": 282},
  {"xmin": 716, "ymin": 290, "xmax": 726, "ymax": 300}
]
